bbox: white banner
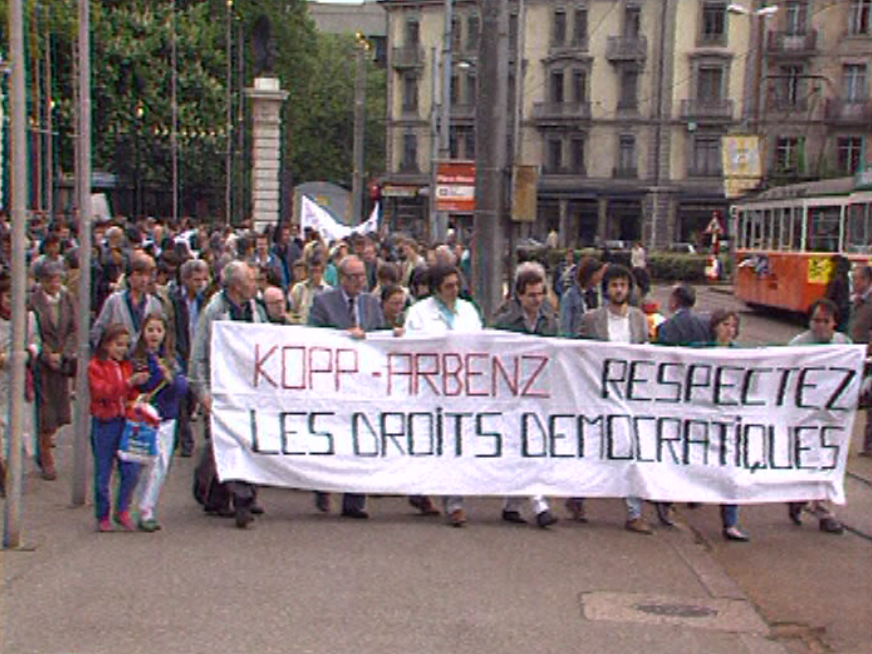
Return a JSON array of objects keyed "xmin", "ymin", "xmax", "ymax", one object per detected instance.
[
  {"xmin": 210, "ymin": 323, "xmax": 866, "ymax": 504},
  {"xmin": 300, "ymin": 196, "xmax": 378, "ymax": 243}
]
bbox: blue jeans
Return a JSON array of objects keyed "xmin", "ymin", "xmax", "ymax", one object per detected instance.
[
  {"xmin": 91, "ymin": 417, "xmax": 142, "ymax": 521},
  {"xmin": 720, "ymin": 504, "xmax": 739, "ymax": 528}
]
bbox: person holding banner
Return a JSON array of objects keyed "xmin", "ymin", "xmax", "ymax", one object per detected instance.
[
  {"xmin": 492, "ymin": 262, "xmax": 560, "ymax": 529},
  {"xmin": 848, "ymin": 265, "xmax": 872, "ymax": 456},
  {"xmin": 707, "ymin": 309, "xmax": 750, "ymax": 542},
  {"xmin": 786, "ymin": 298, "xmax": 847, "ymax": 534},
  {"xmin": 577, "ymin": 264, "xmax": 654, "ymax": 535},
  {"xmin": 308, "ymin": 255, "xmax": 386, "ymax": 519},
  {"xmin": 404, "ymin": 262, "xmax": 483, "ymax": 527},
  {"xmin": 191, "ymin": 261, "xmax": 268, "ymax": 529}
]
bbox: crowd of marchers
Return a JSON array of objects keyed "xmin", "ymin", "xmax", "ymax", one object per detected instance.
[{"xmin": 0, "ymin": 215, "xmax": 869, "ymax": 541}]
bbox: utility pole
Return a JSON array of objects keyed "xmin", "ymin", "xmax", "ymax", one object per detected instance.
[
  {"xmin": 4, "ymin": 0, "xmax": 28, "ymax": 548},
  {"xmin": 71, "ymin": 0, "xmax": 92, "ymax": 507},
  {"xmin": 171, "ymin": 0, "xmax": 178, "ymax": 224},
  {"xmin": 225, "ymin": 0, "xmax": 232, "ymax": 226},
  {"xmin": 473, "ymin": 0, "xmax": 508, "ymax": 323},
  {"xmin": 44, "ymin": 8, "xmax": 53, "ymax": 221},
  {"xmin": 435, "ymin": 0, "xmax": 453, "ymax": 244},
  {"xmin": 351, "ymin": 36, "xmax": 367, "ymax": 225},
  {"xmin": 429, "ymin": 46, "xmax": 439, "ymax": 242}
]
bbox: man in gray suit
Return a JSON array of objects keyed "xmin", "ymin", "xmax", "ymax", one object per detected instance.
[
  {"xmin": 577, "ymin": 264, "xmax": 654, "ymax": 535},
  {"xmin": 656, "ymin": 283, "xmax": 710, "ymax": 346},
  {"xmin": 308, "ymin": 255, "xmax": 386, "ymax": 518}
]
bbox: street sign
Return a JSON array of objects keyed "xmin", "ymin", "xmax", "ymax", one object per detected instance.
[{"xmin": 435, "ymin": 160, "xmax": 475, "ymax": 213}]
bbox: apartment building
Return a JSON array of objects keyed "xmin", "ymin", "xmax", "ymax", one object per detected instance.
[{"xmin": 379, "ymin": 0, "xmax": 872, "ymax": 247}]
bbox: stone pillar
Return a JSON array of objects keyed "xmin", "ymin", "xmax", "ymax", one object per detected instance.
[
  {"xmin": 246, "ymin": 77, "xmax": 289, "ymax": 232},
  {"xmin": 597, "ymin": 197, "xmax": 608, "ymax": 241}
]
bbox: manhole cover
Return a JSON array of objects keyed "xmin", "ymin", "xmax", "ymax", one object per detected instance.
[{"xmin": 634, "ymin": 603, "xmax": 719, "ymax": 619}]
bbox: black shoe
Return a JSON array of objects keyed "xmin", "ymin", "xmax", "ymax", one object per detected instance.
[
  {"xmin": 235, "ymin": 506, "xmax": 254, "ymax": 529},
  {"xmin": 314, "ymin": 492, "xmax": 331, "ymax": 513},
  {"xmin": 819, "ymin": 517, "xmax": 844, "ymax": 534},
  {"xmin": 250, "ymin": 503, "xmax": 265, "ymax": 515},
  {"xmin": 536, "ymin": 510, "xmax": 558, "ymax": 529},
  {"xmin": 723, "ymin": 526, "xmax": 750, "ymax": 542},
  {"xmin": 501, "ymin": 510, "xmax": 526, "ymax": 524},
  {"xmin": 788, "ymin": 502, "xmax": 804, "ymax": 526},
  {"xmin": 341, "ymin": 508, "xmax": 369, "ymax": 520}
]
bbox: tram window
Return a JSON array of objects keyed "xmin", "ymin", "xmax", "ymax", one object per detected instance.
[
  {"xmin": 807, "ymin": 207, "xmax": 840, "ymax": 253},
  {"xmin": 846, "ymin": 204, "xmax": 872, "ymax": 254},
  {"xmin": 791, "ymin": 208, "xmax": 803, "ymax": 251}
]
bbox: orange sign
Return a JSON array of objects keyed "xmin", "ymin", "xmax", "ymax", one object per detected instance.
[{"xmin": 435, "ymin": 161, "xmax": 476, "ymax": 213}]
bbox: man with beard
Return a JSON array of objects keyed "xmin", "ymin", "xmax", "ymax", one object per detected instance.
[{"xmin": 577, "ymin": 264, "xmax": 654, "ymax": 535}]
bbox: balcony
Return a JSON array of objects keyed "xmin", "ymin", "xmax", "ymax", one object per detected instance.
[
  {"xmin": 391, "ymin": 45, "xmax": 425, "ymax": 70},
  {"xmin": 542, "ymin": 165, "xmax": 587, "ymax": 177},
  {"xmin": 450, "ymin": 103, "xmax": 476, "ymax": 119},
  {"xmin": 680, "ymin": 98, "xmax": 734, "ymax": 121},
  {"xmin": 530, "ymin": 101, "xmax": 591, "ymax": 125},
  {"xmin": 765, "ymin": 94, "xmax": 810, "ymax": 114},
  {"xmin": 766, "ymin": 30, "xmax": 817, "ymax": 57},
  {"xmin": 686, "ymin": 166, "xmax": 722, "ymax": 178},
  {"xmin": 548, "ymin": 39, "xmax": 589, "ymax": 55},
  {"xmin": 606, "ymin": 35, "xmax": 647, "ymax": 62},
  {"xmin": 824, "ymin": 98, "xmax": 872, "ymax": 125},
  {"xmin": 612, "ymin": 166, "xmax": 638, "ymax": 179}
]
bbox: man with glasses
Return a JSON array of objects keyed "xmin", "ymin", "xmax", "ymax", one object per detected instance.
[{"xmin": 308, "ymin": 255, "xmax": 386, "ymax": 519}]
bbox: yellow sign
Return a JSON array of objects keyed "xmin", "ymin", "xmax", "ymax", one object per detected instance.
[
  {"xmin": 722, "ymin": 135, "xmax": 763, "ymax": 199},
  {"xmin": 807, "ymin": 256, "xmax": 831, "ymax": 284}
]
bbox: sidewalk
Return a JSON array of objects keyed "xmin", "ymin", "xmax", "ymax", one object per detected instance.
[{"xmin": 2, "ymin": 424, "xmax": 793, "ymax": 654}]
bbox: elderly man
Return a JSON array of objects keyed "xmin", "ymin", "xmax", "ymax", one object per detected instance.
[
  {"xmin": 171, "ymin": 258, "xmax": 209, "ymax": 457},
  {"xmin": 308, "ymin": 255, "xmax": 386, "ymax": 519},
  {"xmin": 262, "ymin": 285, "xmax": 290, "ymax": 324},
  {"xmin": 191, "ymin": 261, "xmax": 268, "ymax": 529},
  {"xmin": 656, "ymin": 283, "xmax": 711, "ymax": 346}
]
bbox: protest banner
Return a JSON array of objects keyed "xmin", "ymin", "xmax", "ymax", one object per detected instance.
[{"xmin": 210, "ymin": 323, "xmax": 866, "ymax": 504}]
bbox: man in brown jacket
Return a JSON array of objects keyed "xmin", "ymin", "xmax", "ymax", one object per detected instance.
[{"xmin": 849, "ymin": 265, "xmax": 872, "ymax": 455}]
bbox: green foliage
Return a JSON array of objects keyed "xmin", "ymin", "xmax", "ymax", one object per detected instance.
[{"xmin": 646, "ymin": 253, "xmax": 708, "ymax": 282}]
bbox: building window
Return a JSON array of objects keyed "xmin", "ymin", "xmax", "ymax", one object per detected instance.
[
  {"xmin": 571, "ymin": 137, "xmax": 586, "ymax": 173},
  {"xmin": 449, "ymin": 129, "xmax": 459, "ymax": 159},
  {"xmin": 573, "ymin": 8, "xmax": 588, "ymax": 47},
  {"xmin": 550, "ymin": 69, "xmax": 565, "ymax": 104},
  {"xmin": 698, "ymin": 66, "xmax": 725, "ymax": 102},
  {"xmin": 467, "ymin": 15, "xmax": 480, "ymax": 51},
  {"xmin": 618, "ymin": 69, "xmax": 639, "ymax": 109},
  {"xmin": 775, "ymin": 136, "xmax": 803, "ymax": 172},
  {"xmin": 465, "ymin": 72, "xmax": 477, "ymax": 105},
  {"xmin": 572, "ymin": 69, "xmax": 587, "ymax": 104},
  {"xmin": 849, "ymin": 0, "xmax": 872, "ymax": 35},
  {"xmin": 509, "ymin": 12, "xmax": 519, "ymax": 51},
  {"xmin": 843, "ymin": 64, "xmax": 868, "ymax": 101},
  {"xmin": 692, "ymin": 136, "xmax": 722, "ymax": 176},
  {"xmin": 404, "ymin": 19, "xmax": 420, "ymax": 46},
  {"xmin": 624, "ymin": 6, "xmax": 641, "ymax": 38},
  {"xmin": 838, "ymin": 137, "xmax": 863, "ymax": 173},
  {"xmin": 452, "ymin": 16, "xmax": 461, "ymax": 52},
  {"xmin": 450, "ymin": 74, "xmax": 460, "ymax": 105},
  {"xmin": 784, "ymin": 1, "xmax": 809, "ymax": 35},
  {"xmin": 553, "ymin": 9, "xmax": 567, "ymax": 46},
  {"xmin": 464, "ymin": 130, "xmax": 476, "ymax": 160},
  {"xmin": 700, "ymin": 2, "xmax": 727, "ymax": 45},
  {"xmin": 401, "ymin": 74, "xmax": 418, "ymax": 113},
  {"xmin": 779, "ymin": 65, "xmax": 804, "ymax": 106},
  {"xmin": 401, "ymin": 133, "xmax": 418, "ymax": 172},
  {"xmin": 617, "ymin": 135, "xmax": 636, "ymax": 174},
  {"xmin": 547, "ymin": 138, "xmax": 563, "ymax": 172}
]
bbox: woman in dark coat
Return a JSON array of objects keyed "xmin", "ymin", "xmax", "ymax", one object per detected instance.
[{"xmin": 30, "ymin": 260, "xmax": 77, "ymax": 480}]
